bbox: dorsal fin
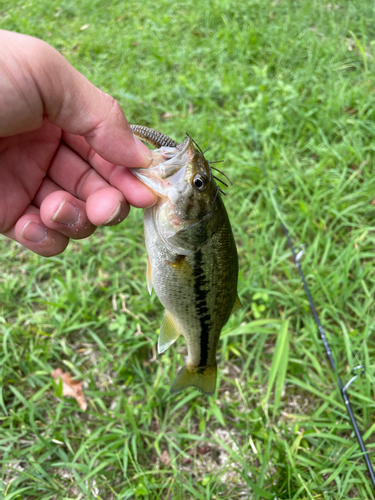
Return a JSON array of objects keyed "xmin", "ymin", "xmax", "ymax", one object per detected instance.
[{"xmin": 158, "ymin": 310, "xmax": 182, "ymax": 354}]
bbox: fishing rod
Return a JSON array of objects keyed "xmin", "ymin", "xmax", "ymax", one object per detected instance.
[
  {"xmin": 252, "ymin": 133, "xmax": 375, "ymax": 489},
  {"xmin": 281, "ymin": 222, "xmax": 375, "ymax": 489}
]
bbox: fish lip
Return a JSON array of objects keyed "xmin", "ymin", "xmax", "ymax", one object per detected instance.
[{"xmin": 130, "ymin": 136, "xmax": 191, "ymax": 196}]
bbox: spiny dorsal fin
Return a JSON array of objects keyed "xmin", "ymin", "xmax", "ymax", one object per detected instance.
[
  {"xmin": 231, "ymin": 294, "xmax": 243, "ymax": 315},
  {"xmin": 158, "ymin": 310, "xmax": 182, "ymax": 354},
  {"xmin": 170, "ymin": 364, "xmax": 217, "ymax": 396},
  {"xmin": 147, "ymin": 256, "xmax": 152, "ymax": 295}
]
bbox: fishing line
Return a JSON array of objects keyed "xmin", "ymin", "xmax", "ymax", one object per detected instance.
[{"xmin": 251, "ymin": 133, "xmax": 375, "ymax": 489}]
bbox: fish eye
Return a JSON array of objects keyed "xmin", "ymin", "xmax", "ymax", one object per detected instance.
[{"xmin": 193, "ymin": 174, "xmax": 207, "ymax": 192}]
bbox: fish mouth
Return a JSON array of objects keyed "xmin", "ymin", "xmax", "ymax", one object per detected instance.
[{"xmin": 130, "ymin": 135, "xmax": 192, "ymax": 197}]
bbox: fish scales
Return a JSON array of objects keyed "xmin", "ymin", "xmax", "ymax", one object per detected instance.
[{"xmin": 130, "ymin": 126, "xmax": 241, "ymax": 395}]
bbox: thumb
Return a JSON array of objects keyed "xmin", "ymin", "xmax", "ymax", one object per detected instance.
[{"xmin": 0, "ymin": 30, "xmax": 152, "ymax": 168}]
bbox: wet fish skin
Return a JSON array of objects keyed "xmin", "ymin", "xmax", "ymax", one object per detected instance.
[{"xmin": 130, "ymin": 126, "xmax": 240, "ymax": 395}]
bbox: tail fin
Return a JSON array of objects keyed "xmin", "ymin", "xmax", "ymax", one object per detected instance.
[{"xmin": 170, "ymin": 363, "xmax": 217, "ymax": 396}]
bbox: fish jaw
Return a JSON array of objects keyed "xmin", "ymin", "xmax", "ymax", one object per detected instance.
[{"xmin": 130, "ymin": 136, "xmax": 193, "ymax": 197}]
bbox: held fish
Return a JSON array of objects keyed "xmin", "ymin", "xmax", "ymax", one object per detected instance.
[{"xmin": 130, "ymin": 125, "xmax": 241, "ymax": 396}]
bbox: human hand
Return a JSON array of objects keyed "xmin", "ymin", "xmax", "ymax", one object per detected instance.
[{"xmin": 0, "ymin": 30, "xmax": 157, "ymax": 257}]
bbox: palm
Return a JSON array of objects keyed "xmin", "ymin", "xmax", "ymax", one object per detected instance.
[{"xmin": 0, "ymin": 121, "xmax": 61, "ymax": 233}]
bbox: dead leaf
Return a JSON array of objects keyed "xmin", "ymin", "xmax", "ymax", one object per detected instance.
[
  {"xmin": 343, "ymin": 106, "xmax": 358, "ymax": 115},
  {"xmin": 187, "ymin": 446, "xmax": 211, "ymax": 456},
  {"xmin": 181, "ymin": 445, "xmax": 211, "ymax": 464},
  {"xmin": 52, "ymin": 368, "xmax": 88, "ymax": 411},
  {"xmin": 159, "ymin": 450, "xmax": 171, "ymax": 466},
  {"xmin": 196, "ymin": 446, "xmax": 211, "ymax": 455},
  {"xmin": 80, "ymin": 23, "xmax": 89, "ymax": 31}
]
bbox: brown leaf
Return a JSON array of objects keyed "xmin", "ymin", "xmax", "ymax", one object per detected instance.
[
  {"xmin": 192, "ymin": 30, "xmax": 205, "ymax": 38},
  {"xmin": 52, "ymin": 368, "xmax": 87, "ymax": 411},
  {"xmin": 343, "ymin": 107, "xmax": 358, "ymax": 115},
  {"xmin": 159, "ymin": 450, "xmax": 171, "ymax": 466},
  {"xmin": 196, "ymin": 446, "xmax": 211, "ymax": 455}
]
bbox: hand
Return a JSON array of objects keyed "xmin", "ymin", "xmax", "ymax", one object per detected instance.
[{"xmin": 0, "ymin": 30, "xmax": 157, "ymax": 257}]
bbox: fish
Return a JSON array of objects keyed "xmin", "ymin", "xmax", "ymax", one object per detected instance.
[{"xmin": 130, "ymin": 125, "xmax": 241, "ymax": 396}]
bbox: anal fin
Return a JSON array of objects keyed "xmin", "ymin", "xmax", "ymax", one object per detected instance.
[
  {"xmin": 170, "ymin": 363, "xmax": 217, "ymax": 396},
  {"xmin": 231, "ymin": 294, "xmax": 243, "ymax": 315},
  {"xmin": 158, "ymin": 310, "xmax": 182, "ymax": 354}
]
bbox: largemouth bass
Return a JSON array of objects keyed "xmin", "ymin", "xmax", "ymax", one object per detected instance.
[{"xmin": 130, "ymin": 125, "xmax": 241, "ymax": 395}]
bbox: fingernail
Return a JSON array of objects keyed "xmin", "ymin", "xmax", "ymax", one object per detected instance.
[
  {"xmin": 20, "ymin": 221, "xmax": 48, "ymax": 243},
  {"xmin": 144, "ymin": 199, "xmax": 158, "ymax": 209},
  {"xmin": 103, "ymin": 201, "xmax": 123, "ymax": 226},
  {"xmin": 51, "ymin": 200, "xmax": 80, "ymax": 225},
  {"xmin": 134, "ymin": 136, "xmax": 152, "ymax": 165}
]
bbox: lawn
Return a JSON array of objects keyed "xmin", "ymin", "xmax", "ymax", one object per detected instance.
[{"xmin": 1, "ymin": 0, "xmax": 375, "ymax": 498}]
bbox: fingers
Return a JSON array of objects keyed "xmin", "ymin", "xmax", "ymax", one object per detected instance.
[
  {"xmin": 4, "ymin": 206, "xmax": 69, "ymax": 257},
  {"xmin": 54, "ymin": 135, "xmax": 157, "ymax": 208},
  {"xmin": 40, "ymin": 187, "xmax": 129, "ymax": 229},
  {"xmin": 34, "ymin": 145, "xmax": 147, "ymax": 227},
  {"xmin": 36, "ymin": 180, "xmax": 130, "ymax": 230},
  {"xmin": 0, "ymin": 30, "xmax": 152, "ymax": 168},
  {"xmin": 108, "ymin": 165, "xmax": 157, "ymax": 208},
  {"xmin": 39, "ymin": 191, "xmax": 96, "ymax": 238},
  {"xmin": 47, "ymin": 141, "xmax": 108, "ymax": 201},
  {"xmin": 3, "ymin": 185, "xmax": 131, "ymax": 257},
  {"xmin": 85, "ymin": 187, "xmax": 130, "ymax": 226}
]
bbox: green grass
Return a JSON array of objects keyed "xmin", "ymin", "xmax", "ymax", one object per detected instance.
[{"xmin": 1, "ymin": 0, "xmax": 375, "ymax": 498}]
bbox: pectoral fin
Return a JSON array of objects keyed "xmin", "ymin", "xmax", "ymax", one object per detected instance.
[
  {"xmin": 170, "ymin": 363, "xmax": 217, "ymax": 396},
  {"xmin": 167, "ymin": 255, "xmax": 193, "ymax": 278},
  {"xmin": 158, "ymin": 310, "xmax": 182, "ymax": 354},
  {"xmin": 231, "ymin": 294, "xmax": 243, "ymax": 315},
  {"xmin": 147, "ymin": 257, "xmax": 152, "ymax": 295}
]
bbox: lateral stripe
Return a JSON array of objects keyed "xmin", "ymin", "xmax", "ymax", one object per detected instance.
[{"xmin": 193, "ymin": 249, "xmax": 210, "ymax": 367}]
